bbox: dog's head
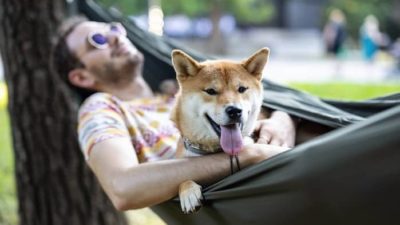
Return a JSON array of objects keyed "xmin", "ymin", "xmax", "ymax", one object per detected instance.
[{"xmin": 171, "ymin": 48, "xmax": 269, "ymax": 155}]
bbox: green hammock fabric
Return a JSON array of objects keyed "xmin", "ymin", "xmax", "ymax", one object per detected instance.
[
  {"xmin": 152, "ymin": 104, "xmax": 400, "ymax": 225},
  {"xmin": 78, "ymin": 1, "xmax": 400, "ymax": 224}
]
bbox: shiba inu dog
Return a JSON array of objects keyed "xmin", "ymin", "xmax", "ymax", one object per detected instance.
[{"xmin": 171, "ymin": 48, "xmax": 269, "ymax": 213}]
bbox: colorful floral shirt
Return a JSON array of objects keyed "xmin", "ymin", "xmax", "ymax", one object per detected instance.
[{"xmin": 78, "ymin": 93, "xmax": 179, "ymax": 162}]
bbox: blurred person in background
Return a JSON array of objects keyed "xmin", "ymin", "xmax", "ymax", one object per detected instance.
[
  {"xmin": 323, "ymin": 8, "xmax": 347, "ymax": 76},
  {"xmin": 388, "ymin": 37, "xmax": 400, "ymax": 78},
  {"xmin": 323, "ymin": 8, "xmax": 347, "ymax": 58},
  {"xmin": 360, "ymin": 15, "xmax": 384, "ymax": 62}
]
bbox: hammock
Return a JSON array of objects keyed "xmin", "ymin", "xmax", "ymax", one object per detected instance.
[{"xmin": 79, "ymin": 1, "xmax": 400, "ymax": 224}]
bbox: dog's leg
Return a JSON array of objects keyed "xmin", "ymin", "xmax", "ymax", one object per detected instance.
[{"xmin": 179, "ymin": 180, "xmax": 203, "ymax": 213}]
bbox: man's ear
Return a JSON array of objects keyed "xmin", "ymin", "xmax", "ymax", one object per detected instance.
[
  {"xmin": 68, "ymin": 69, "xmax": 95, "ymax": 89},
  {"xmin": 242, "ymin": 47, "xmax": 269, "ymax": 80},
  {"xmin": 171, "ymin": 50, "xmax": 202, "ymax": 81}
]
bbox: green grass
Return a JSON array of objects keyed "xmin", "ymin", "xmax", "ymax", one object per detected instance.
[
  {"xmin": 0, "ymin": 82, "xmax": 398, "ymax": 225},
  {"xmin": 0, "ymin": 108, "xmax": 18, "ymax": 225},
  {"xmin": 288, "ymin": 82, "xmax": 400, "ymax": 101}
]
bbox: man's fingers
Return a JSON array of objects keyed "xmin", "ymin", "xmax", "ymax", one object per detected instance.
[
  {"xmin": 253, "ymin": 121, "xmax": 261, "ymax": 131},
  {"xmin": 257, "ymin": 129, "xmax": 272, "ymax": 144},
  {"xmin": 257, "ymin": 137, "xmax": 269, "ymax": 144},
  {"xmin": 270, "ymin": 138, "xmax": 282, "ymax": 146},
  {"xmin": 282, "ymin": 143, "xmax": 290, "ymax": 148}
]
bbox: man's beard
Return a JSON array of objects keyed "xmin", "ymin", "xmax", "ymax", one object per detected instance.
[{"xmin": 95, "ymin": 53, "xmax": 144, "ymax": 86}]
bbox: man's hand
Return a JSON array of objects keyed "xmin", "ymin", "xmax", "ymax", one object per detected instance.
[{"xmin": 254, "ymin": 111, "xmax": 297, "ymax": 147}]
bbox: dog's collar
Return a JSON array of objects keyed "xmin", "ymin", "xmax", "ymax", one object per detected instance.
[{"xmin": 183, "ymin": 137, "xmax": 221, "ymax": 155}]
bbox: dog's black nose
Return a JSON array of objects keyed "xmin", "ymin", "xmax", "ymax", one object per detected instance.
[{"xmin": 226, "ymin": 106, "xmax": 242, "ymax": 120}]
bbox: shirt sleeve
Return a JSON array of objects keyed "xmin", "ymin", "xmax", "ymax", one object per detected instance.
[{"xmin": 77, "ymin": 94, "xmax": 130, "ymax": 160}]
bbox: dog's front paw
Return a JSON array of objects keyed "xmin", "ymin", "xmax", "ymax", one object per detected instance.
[{"xmin": 179, "ymin": 180, "xmax": 203, "ymax": 214}]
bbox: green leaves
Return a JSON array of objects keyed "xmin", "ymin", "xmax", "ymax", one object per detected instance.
[{"xmin": 95, "ymin": 0, "xmax": 275, "ymax": 25}]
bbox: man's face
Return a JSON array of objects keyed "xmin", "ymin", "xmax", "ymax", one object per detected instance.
[{"xmin": 66, "ymin": 21, "xmax": 143, "ymax": 87}]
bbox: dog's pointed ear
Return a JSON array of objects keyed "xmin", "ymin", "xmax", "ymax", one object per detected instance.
[
  {"xmin": 171, "ymin": 50, "xmax": 202, "ymax": 80},
  {"xmin": 242, "ymin": 47, "xmax": 269, "ymax": 80}
]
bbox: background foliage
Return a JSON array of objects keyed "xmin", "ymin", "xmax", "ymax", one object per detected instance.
[
  {"xmin": 96, "ymin": 0, "xmax": 275, "ymax": 25},
  {"xmin": 96, "ymin": 0, "xmax": 400, "ymax": 40}
]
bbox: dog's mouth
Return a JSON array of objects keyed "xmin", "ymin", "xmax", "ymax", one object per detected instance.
[
  {"xmin": 205, "ymin": 114, "xmax": 244, "ymax": 136},
  {"xmin": 205, "ymin": 114, "xmax": 243, "ymax": 155},
  {"xmin": 205, "ymin": 114, "xmax": 222, "ymax": 137}
]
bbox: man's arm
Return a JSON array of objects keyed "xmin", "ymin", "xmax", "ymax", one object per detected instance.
[{"xmin": 87, "ymin": 137, "xmax": 287, "ymax": 211}]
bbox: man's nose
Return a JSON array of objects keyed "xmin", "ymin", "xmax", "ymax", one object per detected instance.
[{"xmin": 107, "ymin": 32, "xmax": 121, "ymax": 46}]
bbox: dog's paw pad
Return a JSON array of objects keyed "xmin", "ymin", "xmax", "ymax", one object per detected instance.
[{"xmin": 179, "ymin": 182, "xmax": 203, "ymax": 214}]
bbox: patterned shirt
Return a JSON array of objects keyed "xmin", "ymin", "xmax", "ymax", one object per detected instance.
[{"xmin": 78, "ymin": 93, "xmax": 180, "ymax": 162}]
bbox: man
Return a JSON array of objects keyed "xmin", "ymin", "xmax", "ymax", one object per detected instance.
[{"xmin": 50, "ymin": 17, "xmax": 297, "ymax": 210}]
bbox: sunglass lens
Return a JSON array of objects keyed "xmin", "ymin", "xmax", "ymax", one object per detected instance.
[
  {"xmin": 92, "ymin": 33, "xmax": 107, "ymax": 45},
  {"xmin": 110, "ymin": 23, "xmax": 126, "ymax": 36},
  {"xmin": 110, "ymin": 25, "xmax": 120, "ymax": 33}
]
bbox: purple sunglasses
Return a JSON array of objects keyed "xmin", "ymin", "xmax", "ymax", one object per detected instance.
[{"xmin": 87, "ymin": 22, "xmax": 127, "ymax": 49}]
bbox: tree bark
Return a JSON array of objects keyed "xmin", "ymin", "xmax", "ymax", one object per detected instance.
[
  {"xmin": 274, "ymin": 0, "xmax": 286, "ymax": 28},
  {"xmin": 0, "ymin": 1, "xmax": 127, "ymax": 225},
  {"xmin": 207, "ymin": 0, "xmax": 226, "ymax": 55}
]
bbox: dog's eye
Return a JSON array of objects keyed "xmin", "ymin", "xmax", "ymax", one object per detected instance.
[
  {"xmin": 204, "ymin": 88, "xmax": 218, "ymax": 95},
  {"xmin": 238, "ymin": 86, "xmax": 248, "ymax": 93}
]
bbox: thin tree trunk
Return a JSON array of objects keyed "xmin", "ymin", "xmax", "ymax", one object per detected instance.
[
  {"xmin": 274, "ymin": 0, "xmax": 286, "ymax": 28},
  {"xmin": 208, "ymin": 0, "xmax": 226, "ymax": 55},
  {"xmin": 0, "ymin": 1, "xmax": 128, "ymax": 224}
]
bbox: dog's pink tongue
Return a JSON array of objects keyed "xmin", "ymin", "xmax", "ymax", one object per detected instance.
[{"xmin": 220, "ymin": 123, "xmax": 243, "ymax": 155}]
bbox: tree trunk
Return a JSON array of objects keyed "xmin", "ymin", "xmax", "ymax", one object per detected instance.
[
  {"xmin": 274, "ymin": 0, "xmax": 286, "ymax": 28},
  {"xmin": 0, "ymin": 1, "xmax": 128, "ymax": 225},
  {"xmin": 207, "ymin": 0, "xmax": 226, "ymax": 55}
]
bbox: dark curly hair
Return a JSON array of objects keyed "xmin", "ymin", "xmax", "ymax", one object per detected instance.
[{"xmin": 50, "ymin": 16, "xmax": 95, "ymax": 102}]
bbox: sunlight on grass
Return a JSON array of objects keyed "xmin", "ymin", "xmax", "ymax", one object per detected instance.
[
  {"xmin": 0, "ymin": 107, "xmax": 18, "ymax": 225},
  {"xmin": 288, "ymin": 82, "xmax": 400, "ymax": 101},
  {"xmin": 0, "ymin": 82, "xmax": 7, "ymax": 108},
  {"xmin": 126, "ymin": 208, "xmax": 166, "ymax": 225}
]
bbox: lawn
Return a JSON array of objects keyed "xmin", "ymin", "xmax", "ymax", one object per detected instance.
[
  {"xmin": 289, "ymin": 82, "xmax": 400, "ymax": 100},
  {"xmin": 0, "ymin": 81, "xmax": 399, "ymax": 225},
  {"xmin": 0, "ymin": 107, "xmax": 17, "ymax": 225}
]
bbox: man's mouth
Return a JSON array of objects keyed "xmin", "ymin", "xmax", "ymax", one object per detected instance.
[
  {"xmin": 205, "ymin": 114, "xmax": 244, "ymax": 155},
  {"xmin": 112, "ymin": 46, "xmax": 129, "ymax": 57}
]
